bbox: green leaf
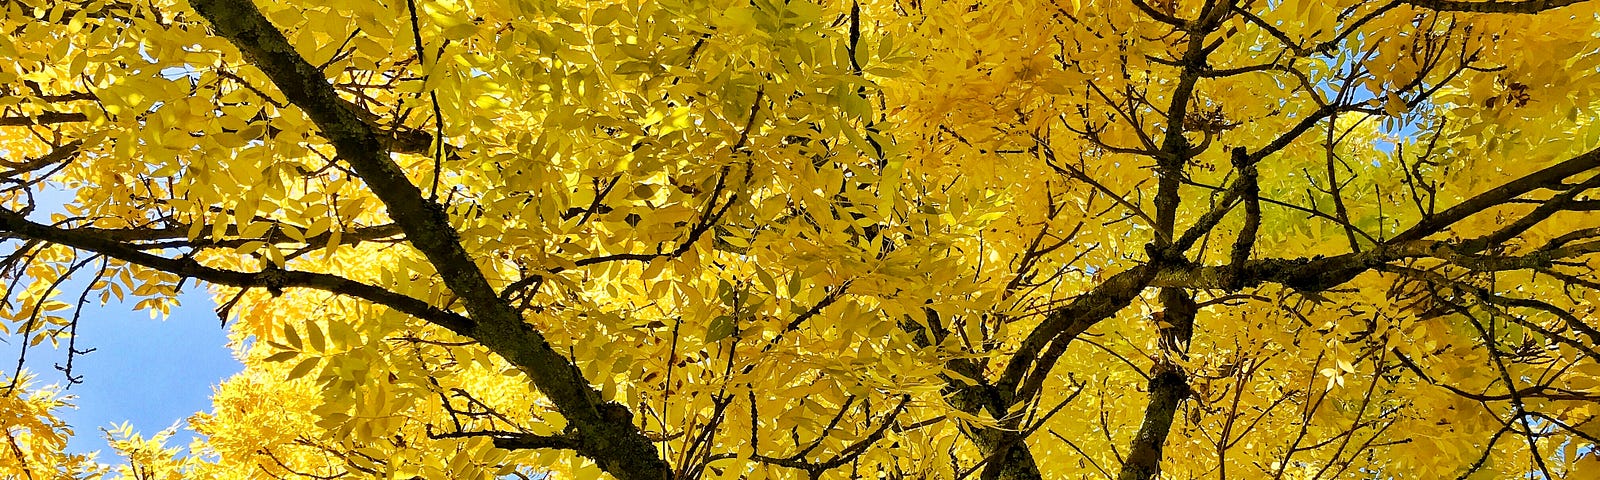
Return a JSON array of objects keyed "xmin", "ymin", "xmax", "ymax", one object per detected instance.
[
  {"xmin": 263, "ymin": 351, "xmax": 299, "ymax": 362},
  {"xmin": 285, "ymin": 357, "xmax": 319, "ymax": 381},
  {"xmin": 706, "ymin": 315, "xmax": 736, "ymax": 343},
  {"xmin": 305, "ymin": 319, "xmax": 325, "ymax": 352},
  {"xmin": 284, "ymin": 325, "xmax": 302, "ymax": 349}
]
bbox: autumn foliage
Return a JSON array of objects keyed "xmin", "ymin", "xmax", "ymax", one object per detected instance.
[{"xmin": 3, "ymin": 0, "xmax": 1600, "ymax": 478}]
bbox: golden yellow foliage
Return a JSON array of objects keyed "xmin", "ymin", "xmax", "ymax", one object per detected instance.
[
  {"xmin": 0, "ymin": 376, "xmax": 100, "ymax": 479},
  {"xmin": 2, "ymin": 0, "xmax": 1600, "ymax": 478}
]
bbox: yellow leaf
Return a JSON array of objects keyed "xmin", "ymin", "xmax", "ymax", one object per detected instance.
[{"xmin": 285, "ymin": 357, "xmax": 319, "ymax": 381}]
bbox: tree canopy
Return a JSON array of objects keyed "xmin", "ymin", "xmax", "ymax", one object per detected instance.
[{"xmin": 2, "ymin": 0, "xmax": 1600, "ymax": 478}]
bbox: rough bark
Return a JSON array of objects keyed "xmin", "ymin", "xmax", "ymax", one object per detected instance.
[
  {"xmin": 184, "ymin": 0, "xmax": 670, "ymax": 478},
  {"xmin": 1117, "ymin": 289, "xmax": 1197, "ymax": 480},
  {"xmin": 976, "ymin": 429, "xmax": 1045, "ymax": 480}
]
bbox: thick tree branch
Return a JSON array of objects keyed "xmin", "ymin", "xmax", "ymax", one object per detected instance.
[
  {"xmin": 0, "ymin": 140, "xmax": 83, "ymax": 179},
  {"xmin": 0, "ymin": 208, "xmax": 471, "ymax": 333},
  {"xmin": 0, "ymin": 112, "xmax": 87, "ymax": 126},
  {"xmin": 186, "ymin": 1, "xmax": 669, "ymax": 478},
  {"xmin": 997, "ymin": 266, "xmax": 1157, "ymax": 405},
  {"xmin": 1393, "ymin": 145, "xmax": 1600, "ymax": 243},
  {"xmin": 994, "ymin": 170, "xmax": 1600, "ymax": 421},
  {"xmin": 1229, "ymin": 147, "xmax": 1260, "ymax": 285},
  {"xmin": 1117, "ymin": 5, "xmax": 1237, "ymax": 478},
  {"xmin": 72, "ymin": 222, "xmax": 403, "ymax": 251}
]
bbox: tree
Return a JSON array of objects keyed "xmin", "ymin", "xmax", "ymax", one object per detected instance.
[{"xmin": 2, "ymin": 0, "xmax": 1600, "ymax": 477}]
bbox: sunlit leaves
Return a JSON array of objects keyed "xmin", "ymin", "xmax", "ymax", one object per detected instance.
[{"xmin": 3, "ymin": 0, "xmax": 1600, "ymax": 478}]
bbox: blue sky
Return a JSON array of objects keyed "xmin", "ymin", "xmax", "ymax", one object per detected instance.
[
  {"xmin": 1, "ymin": 184, "xmax": 241, "ymax": 457},
  {"xmin": 3, "ymin": 286, "xmax": 240, "ymax": 456},
  {"xmin": 0, "ymin": 63, "xmax": 246, "ymax": 459}
]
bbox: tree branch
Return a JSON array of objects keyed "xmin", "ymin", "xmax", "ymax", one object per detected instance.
[
  {"xmin": 429, "ymin": 429, "xmax": 578, "ymax": 450},
  {"xmin": 0, "ymin": 207, "xmax": 472, "ymax": 333},
  {"xmin": 0, "ymin": 112, "xmax": 87, "ymax": 126},
  {"xmin": 1403, "ymin": 0, "xmax": 1590, "ymax": 13},
  {"xmin": 186, "ymin": 1, "xmax": 668, "ymax": 477}
]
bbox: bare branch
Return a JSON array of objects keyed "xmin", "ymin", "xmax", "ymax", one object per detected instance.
[{"xmin": 1403, "ymin": 0, "xmax": 1590, "ymax": 13}]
